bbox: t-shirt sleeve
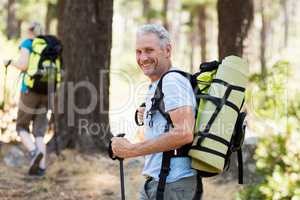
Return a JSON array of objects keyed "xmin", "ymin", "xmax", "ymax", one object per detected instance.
[
  {"xmin": 162, "ymin": 72, "xmax": 196, "ymax": 113},
  {"xmin": 19, "ymin": 39, "xmax": 32, "ymax": 52}
]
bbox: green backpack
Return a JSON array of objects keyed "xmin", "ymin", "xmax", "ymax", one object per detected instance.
[{"xmin": 24, "ymin": 35, "xmax": 62, "ymax": 94}]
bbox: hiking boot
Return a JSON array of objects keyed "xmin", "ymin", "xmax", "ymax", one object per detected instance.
[
  {"xmin": 30, "ymin": 167, "xmax": 46, "ymax": 177},
  {"xmin": 28, "ymin": 152, "xmax": 43, "ymax": 175}
]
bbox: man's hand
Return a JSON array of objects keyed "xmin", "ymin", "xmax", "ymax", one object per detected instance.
[
  {"xmin": 3, "ymin": 59, "xmax": 12, "ymax": 67},
  {"xmin": 137, "ymin": 106, "xmax": 145, "ymax": 124},
  {"xmin": 111, "ymin": 137, "xmax": 137, "ymax": 158}
]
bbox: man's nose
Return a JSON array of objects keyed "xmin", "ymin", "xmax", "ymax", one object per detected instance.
[{"xmin": 139, "ymin": 52, "xmax": 149, "ymax": 62}]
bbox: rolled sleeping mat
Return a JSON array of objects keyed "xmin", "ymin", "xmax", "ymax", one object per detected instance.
[{"xmin": 189, "ymin": 55, "xmax": 248, "ymax": 174}]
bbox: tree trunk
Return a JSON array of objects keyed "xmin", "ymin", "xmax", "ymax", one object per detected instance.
[
  {"xmin": 143, "ymin": 0, "xmax": 151, "ymax": 23},
  {"xmin": 168, "ymin": 0, "xmax": 182, "ymax": 58},
  {"xmin": 281, "ymin": 0, "xmax": 289, "ymax": 48},
  {"xmin": 45, "ymin": 2, "xmax": 58, "ymax": 34},
  {"xmin": 260, "ymin": 0, "xmax": 267, "ymax": 81},
  {"xmin": 16, "ymin": 19, "xmax": 22, "ymax": 38},
  {"xmin": 217, "ymin": 0, "xmax": 254, "ymax": 60},
  {"xmin": 48, "ymin": 0, "xmax": 113, "ymax": 153},
  {"xmin": 6, "ymin": 0, "xmax": 19, "ymax": 39},
  {"xmin": 162, "ymin": 0, "xmax": 169, "ymax": 30},
  {"xmin": 57, "ymin": 0, "xmax": 65, "ymax": 39},
  {"xmin": 197, "ymin": 4, "xmax": 207, "ymax": 63},
  {"xmin": 189, "ymin": 13, "xmax": 195, "ymax": 73}
]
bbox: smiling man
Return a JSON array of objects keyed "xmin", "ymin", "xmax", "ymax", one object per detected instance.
[{"xmin": 111, "ymin": 24, "xmax": 202, "ymax": 200}]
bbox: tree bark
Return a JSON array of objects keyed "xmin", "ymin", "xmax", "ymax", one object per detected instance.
[
  {"xmin": 168, "ymin": 0, "xmax": 182, "ymax": 57},
  {"xmin": 189, "ymin": 13, "xmax": 195, "ymax": 73},
  {"xmin": 260, "ymin": 0, "xmax": 267, "ymax": 81},
  {"xmin": 6, "ymin": 0, "xmax": 19, "ymax": 39},
  {"xmin": 197, "ymin": 4, "xmax": 207, "ymax": 63},
  {"xmin": 162, "ymin": 0, "xmax": 169, "ymax": 30},
  {"xmin": 57, "ymin": 0, "xmax": 65, "ymax": 39},
  {"xmin": 45, "ymin": 2, "xmax": 58, "ymax": 34},
  {"xmin": 143, "ymin": 0, "xmax": 151, "ymax": 23},
  {"xmin": 48, "ymin": 0, "xmax": 113, "ymax": 153},
  {"xmin": 281, "ymin": 0, "xmax": 289, "ymax": 48},
  {"xmin": 16, "ymin": 19, "xmax": 22, "ymax": 38},
  {"xmin": 217, "ymin": 0, "xmax": 254, "ymax": 60}
]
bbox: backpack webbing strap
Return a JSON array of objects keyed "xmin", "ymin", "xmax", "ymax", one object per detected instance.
[
  {"xmin": 237, "ymin": 148, "xmax": 243, "ymax": 184},
  {"xmin": 156, "ymin": 151, "xmax": 172, "ymax": 200},
  {"xmin": 196, "ymin": 132, "xmax": 230, "ymax": 147},
  {"xmin": 152, "ymin": 70, "xmax": 197, "ymax": 200},
  {"xmin": 156, "ymin": 146, "xmax": 193, "ymax": 200},
  {"xmin": 193, "ymin": 172, "xmax": 203, "ymax": 200},
  {"xmin": 198, "ymin": 79, "xmax": 245, "ymax": 133},
  {"xmin": 212, "ymin": 79, "xmax": 245, "ymax": 92},
  {"xmin": 193, "ymin": 146, "xmax": 227, "ymax": 159},
  {"xmin": 198, "ymin": 94, "xmax": 240, "ymax": 114}
]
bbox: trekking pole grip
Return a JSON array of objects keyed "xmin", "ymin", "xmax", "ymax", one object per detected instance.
[
  {"xmin": 135, "ymin": 102, "xmax": 146, "ymax": 126},
  {"xmin": 108, "ymin": 133, "xmax": 126, "ymax": 160}
]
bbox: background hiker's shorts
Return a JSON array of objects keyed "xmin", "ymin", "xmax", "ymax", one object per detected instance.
[
  {"xmin": 16, "ymin": 91, "xmax": 49, "ymax": 137},
  {"xmin": 139, "ymin": 175, "xmax": 202, "ymax": 200}
]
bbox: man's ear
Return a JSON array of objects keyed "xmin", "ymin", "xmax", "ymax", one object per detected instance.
[{"xmin": 165, "ymin": 44, "xmax": 172, "ymax": 58}]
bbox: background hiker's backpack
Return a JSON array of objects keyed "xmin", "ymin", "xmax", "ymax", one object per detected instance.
[
  {"xmin": 136, "ymin": 56, "xmax": 248, "ymax": 200},
  {"xmin": 24, "ymin": 35, "xmax": 62, "ymax": 94}
]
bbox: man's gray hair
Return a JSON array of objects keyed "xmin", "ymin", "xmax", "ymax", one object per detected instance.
[{"xmin": 136, "ymin": 24, "xmax": 171, "ymax": 48}]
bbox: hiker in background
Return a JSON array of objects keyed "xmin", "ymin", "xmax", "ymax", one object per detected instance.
[
  {"xmin": 3, "ymin": 22, "xmax": 47, "ymax": 176},
  {"xmin": 111, "ymin": 24, "xmax": 202, "ymax": 200}
]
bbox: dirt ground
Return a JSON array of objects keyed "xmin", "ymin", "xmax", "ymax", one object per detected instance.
[{"xmin": 0, "ymin": 144, "xmax": 242, "ymax": 200}]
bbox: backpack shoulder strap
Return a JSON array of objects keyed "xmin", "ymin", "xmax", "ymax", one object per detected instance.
[
  {"xmin": 151, "ymin": 70, "xmax": 194, "ymax": 200},
  {"xmin": 150, "ymin": 70, "xmax": 193, "ymax": 128}
]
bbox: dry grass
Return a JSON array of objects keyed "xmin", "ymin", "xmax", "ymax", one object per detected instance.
[
  {"xmin": 0, "ymin": 144, "xmax": 244, "ymax": 200},
  {"xmin": 0, "ymin": 145, "xmax": 146, "ymax": 200}
]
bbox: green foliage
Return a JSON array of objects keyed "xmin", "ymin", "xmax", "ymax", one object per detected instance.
[
  {"xmin": 238, "ymin": 120, "xmax": 300, "ymax": 199},
  {"xmin": 182, "ymin": 0, "xmax": 216, "ymax": 7},
  {"xmin": 238, "ymin": 60, "xmax": 300, "ymax": 200},
  {"xmin": 236, "ymin": 184, "xmax": 265, "ymax": 200},
  {"xmin": 288, "ymin": 93, "xmax": 300, "ymax": 121},
  {"xmin": 247, "ymin": 60, "xmax": 290, "ymax": 120},
  {"xmin": 255, "ymin": 127, "xmax": 300, "ymax": 199}
]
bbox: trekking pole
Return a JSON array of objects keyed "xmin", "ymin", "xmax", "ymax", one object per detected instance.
[
  {"xmin": 108, "ymin": 133, "xmax": 126, "ymax": 200},
  {"xmin": 119, "ymin": 157, "xmax": 125, "ymax": 200},
  {"xmin": 1, "ymin": 60, "xmax": 10, "ymax": 110}
]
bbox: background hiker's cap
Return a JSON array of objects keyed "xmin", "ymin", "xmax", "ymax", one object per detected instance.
[{"xmin": 28, "ymin": 22, "xmax": 43, "ymax": 35}]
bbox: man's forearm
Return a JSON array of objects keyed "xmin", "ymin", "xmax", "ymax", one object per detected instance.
[{"xmin": 131, "ymin": 129, "xmax": 193, "ymax": 157}]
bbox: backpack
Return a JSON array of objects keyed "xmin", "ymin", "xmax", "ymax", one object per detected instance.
[
  {"xmin": 24, "ymin": 35, "xmax": 62, "ymax": 94},
  {"xmin": 135, "ymin": 56, "xmax": 247, "ymax": 200}
]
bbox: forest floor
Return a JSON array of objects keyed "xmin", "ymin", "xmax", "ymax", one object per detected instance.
[{"xmin": 0, "ymin": 143, "xmax": 243, "ymax": 200}]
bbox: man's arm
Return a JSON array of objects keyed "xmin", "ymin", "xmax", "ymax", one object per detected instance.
[{"xmin": 111, "ymin": 105, "xmax": 194, "ymax": 158}]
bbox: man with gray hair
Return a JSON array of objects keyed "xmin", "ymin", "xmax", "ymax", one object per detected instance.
[{"xmin": 112, "ymin": 24, "xmax": 202, "ymax": 200}]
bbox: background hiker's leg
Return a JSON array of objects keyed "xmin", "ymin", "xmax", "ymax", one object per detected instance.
[
  {"xmin": 18, "ymin": 130, "xmax": 36, "ymax": 152},
  {"xmin": 16, "ymin": 92, "xmax": 38, "ymax": 152},
  {"xmin": 33, "ymin": 112, "xmax": 48, "ymax": 169},
  {"xmin": 35, "ymin": 137, "xmax": 46, "ymax": 169}
]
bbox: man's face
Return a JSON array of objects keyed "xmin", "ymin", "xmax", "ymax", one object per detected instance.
[{"xmin": 136, "ymin": 33, "xmax": 171, "ymax": 81}]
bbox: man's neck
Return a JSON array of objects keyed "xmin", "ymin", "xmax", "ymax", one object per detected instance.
[{"xmin": 149, "ymin": 65, "xmax": 172, "ymax": 83}]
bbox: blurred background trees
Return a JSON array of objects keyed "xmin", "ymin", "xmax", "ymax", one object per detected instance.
[{"xmin": 0, "ymin": 0, "xmax": 299, "ymax": 198}]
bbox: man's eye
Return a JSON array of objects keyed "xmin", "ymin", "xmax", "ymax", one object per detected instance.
[{"xmin": 145, "ymin": 49, "xmax": 153, "ymax": 53}]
